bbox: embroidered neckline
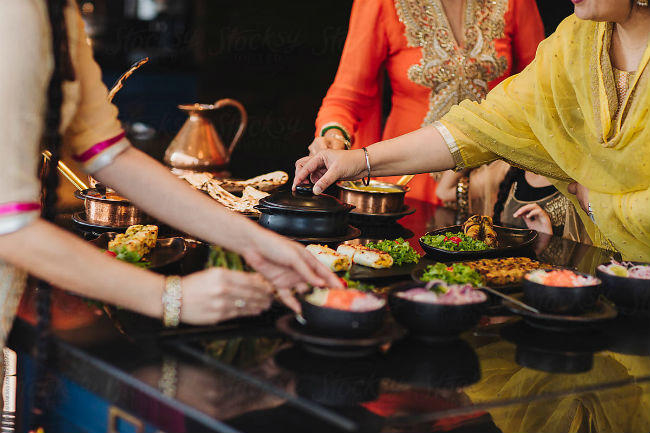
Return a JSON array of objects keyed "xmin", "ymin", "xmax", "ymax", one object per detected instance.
[{"xmin": 394, "ymin": 0, "xmax": 508, "ymax": 125}]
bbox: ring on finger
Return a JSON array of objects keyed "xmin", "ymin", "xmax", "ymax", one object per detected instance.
[{"xmin": 234, "ymin": 299, "xmax": 246, "ymax": 309}]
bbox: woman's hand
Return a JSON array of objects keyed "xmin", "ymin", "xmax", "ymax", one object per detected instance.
[
  {"xmin": 242, "ymin": 228, "xmax": 342, "ymax": 312},
  {"xmin": 513, "ymin": 203, "xmax": 553, "ymax": 235},
  {"xmin": 293, "ymin": 149, "xmax": 367, "ymax": 194},
  {"xmin": 180, "ymin": 268, "xmax": 274, "ymax": 325},
  {"xmin": 568, "ymin": 182, "xmax": 589, "ymax": 213},
  {"xmin": 308, "ymin": 131, "xmax": 348, "ymax": 155}
]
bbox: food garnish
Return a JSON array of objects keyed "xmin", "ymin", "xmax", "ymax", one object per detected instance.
[
  {"xmin": 306, "ymin": 288, "xmax": 385, "ymax": 312},
  {"xmin": 396, "ymin": 284, "xmax": 487, "ymax": 305},
  {"xmin": 598, "ymin": 260, "xmax": 650, "ymax": 279},
  {"xmin": 420, "ymin": 262, "xmax": 485, "ymax": 287},
  {"xmin": 306, "ymin": 244, "xmax": 352, "ymax": 272},
  {"xmin": 206, "ymin": 245, "xmax": 247, "ymax": 271},
  {"xmin": 337, "ymin": 244, "xmax": 393, "ymax": 268},
  {"xmin": 107, "ymin": 224, "xmax": 158, "ymax": 267},
  {"xmin": 462, "ymin": 215, "xmax": 497, "ymax": 246},
  {"xmin": 526, "ymin": 269, "xmax": 599, "ymax": 287},
  {"xmin": 365, "ymin": 238, "xmax": 420, "ymax": 266},
  {"xmin": 460, "ymin": 257, "xmax": 552, "ymax": 285},
  {"xmin": 340, "ymin": 271, "xmax": 376, "ymax": 292},
  {"xmin": 420, "ymin": 232, "xmax": 489, "ymax": 252}
]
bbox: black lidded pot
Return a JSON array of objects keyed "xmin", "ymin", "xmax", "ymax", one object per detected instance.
[{"xmin": 255, "ymin": 183, "xmax": 355, "ymax": 237}]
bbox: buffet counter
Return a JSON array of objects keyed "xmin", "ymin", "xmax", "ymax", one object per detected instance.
[{"xmin": 8, "ymin": 198, "xmax": 650, "ymax": 433}]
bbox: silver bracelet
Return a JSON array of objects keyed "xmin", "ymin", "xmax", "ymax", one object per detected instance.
[
  {"xmin": 362, "ymin": 147, "xmax": 371, "ymax": 186},
  {"xmin": 588, "ymin": 202, "xmax": 595, "ymax": 222}
]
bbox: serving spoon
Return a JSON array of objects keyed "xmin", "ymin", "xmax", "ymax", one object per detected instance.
[{"xmin": 480, "ymin": 286, "xmax": 540, "ymax": 314}]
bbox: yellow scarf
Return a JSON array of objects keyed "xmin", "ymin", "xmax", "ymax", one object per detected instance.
[{"xmin": 440, "ymin": 15, "xmax": 650, "ymax": 260}]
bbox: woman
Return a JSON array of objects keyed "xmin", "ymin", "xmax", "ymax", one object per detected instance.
[
  {"xmin": 436, "ymin": 163, "xmax": 589, "ymax": 241},
  {"xmin": 295, "ymin": 0, "xmax": 650, "ymax": 261},
  {"xmin": 308, "ymin": 0, "xmax": 545, "ymax": 204},
  {"xmin": 0, "ymin": 0, "xmax": 340, "ymax": 350}
]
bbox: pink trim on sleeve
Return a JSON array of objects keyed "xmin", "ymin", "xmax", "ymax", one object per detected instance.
[
  {"xmin": 0, "ymin": 202, "xmax": 41, "ymax": 216},
  {"xmin": 72, "ymin": 131, "xmax": 126, "ymax": 163}
]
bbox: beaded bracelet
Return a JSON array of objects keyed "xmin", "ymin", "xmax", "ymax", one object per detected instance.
[{"xmin": 162, "ymin": 275, "xmax": 182, "ymax": 328}]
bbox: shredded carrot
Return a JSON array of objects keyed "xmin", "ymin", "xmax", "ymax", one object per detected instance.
[{"xmin": 324, "ymin": 289, "xmax": 365, "ymax": 310}]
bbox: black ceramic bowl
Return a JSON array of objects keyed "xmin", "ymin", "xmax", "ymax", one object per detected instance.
[
  {"xmin": 596, "ymin": 262, "xmax": 650, "ymax": 313},
  {"xmin": 523, "ymin": 269, "xmax": 601, "ymax": 315},
  {"xmin": 387, "ymin": 281, "xmax": 488, "ymax": 338},
  {"xmin": 299, "ymin": 290, "xmax": 386, "ymax": 338}
]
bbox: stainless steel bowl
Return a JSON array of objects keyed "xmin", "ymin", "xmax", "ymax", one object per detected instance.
[{"xmin": 337, "ymin": 180, "xmax": 409, "ymax": 214}]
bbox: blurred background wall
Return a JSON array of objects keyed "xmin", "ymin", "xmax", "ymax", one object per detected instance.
[{"xmin": 79, "ymin": 0, "xmax": 573, "ymax": 179}]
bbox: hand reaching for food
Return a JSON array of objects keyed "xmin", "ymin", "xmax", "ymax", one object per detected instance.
[
  {"xmin": 180, "ymin": 268, "xmax": 273, "ymax": 325},
  {"xmin": 513, "ymin": 203, "xmax": 553, "ymax": 235},
  {"xmin": 294, "ymin": 149, "xmax": 366, "ymax": 194}
]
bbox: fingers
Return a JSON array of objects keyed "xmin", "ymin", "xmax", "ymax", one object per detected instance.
[
  {"xmin": 513, "ymin": 203, "xmax": 541, "ymax": 219},
  {"xmin": 276, "ymin": 287, "xmax": 301, "ymax": 313},
  {"xmin": 567, "ymin": 182, "xmax": 578, "ymax": 195},
  {"xmin": 312, "ymin": 168, "xmax": 341, "ymax": 195},
  {"xmin": 293, "ymin": 155, "xmax": 320, "ymax": 190}
]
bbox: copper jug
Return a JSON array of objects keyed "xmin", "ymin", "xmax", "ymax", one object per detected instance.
[{"xmin": 164, "ymin": 98, "xmax": 248, "ymax": 173}]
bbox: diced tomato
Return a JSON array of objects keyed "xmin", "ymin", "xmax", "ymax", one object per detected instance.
[
  {"xmin": 324, "ymin": 289, "xmax": 363, "ymax": 310},
  {"xmin": 447, "ymin": 267, "xmax": 454, "ymax": 271},
  {"xmin": 443, "ymin": 236, "xmax": 449, "ymax": 241},
  {"xmin": 104, "ymin": 250, "xmax": 117, "ymax": 258},
  {"xmin": 339, "ymin": 277, "xmax": 349, "ymax": 288},
  {"xmin": 449, "ymin": 236, "xmax": 462, "ymax": 245}
]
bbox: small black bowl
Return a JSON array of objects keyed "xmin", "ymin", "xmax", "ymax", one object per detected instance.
[
  {"xmin": 523, "ymin": 269, "xmax": 601, "ymax": 315},
  {"xmin": 299, "ymin": 290, "xmax": 386, "ymax": 338},
  {"xmin": 387, "ymin": 281, "xmax": 488, "ymax": 338},
  {"xmin": 596, "ymin": 262, "xmax": 650, "ymax": 314}
]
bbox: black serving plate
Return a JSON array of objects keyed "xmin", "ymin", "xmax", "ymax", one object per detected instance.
[
  {"xmin": 419, "ymin": 225, "xmax": 537, "ymax": 260},
  {"xmin": 72, "ymin": 211, "xmax": 131, "ymax": 232},
  {"xmin": 276, "ymin": 314, "xmax": 405, "ymax": 358},
  {"xmin": 501, "ymin": 321, "xmax": 610, "ymax": 374},
  {"xmin": 502, "ymin": 293, "xmax": 617, "ymax": 332},
  {"xmin": 411, "ymin": 264, "xmax": 522, "ymax": 294},
  {"xmin": 523, "ymin": 269, "xmax": 601, "ymax": 315},
  {"xmin": 287, "ymin": 225, "xmax": 362, "ymax": 245},
  {"xmin": 89, "ymin": 232, "xmax": 187, "ymax": 270},
  {"xmin": 346, "ymin": 258, "xmax": 433, "ymax": 281},
  {"xmin": 349, "ymin": 206, "xmax": 416, "ymax": 226}
]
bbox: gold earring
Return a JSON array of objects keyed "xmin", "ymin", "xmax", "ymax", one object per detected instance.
[{"xmin": 638, "ymin": 0, "xmax": 649, "ymax": 6}]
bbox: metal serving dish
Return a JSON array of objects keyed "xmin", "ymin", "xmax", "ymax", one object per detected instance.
[
  {"xmin": 74, "ymin": 188, "xmax": 149, "ymax": 227},
  {"xmin": 337, "ymin": 180, "xmax": 409, "ymax": 214},
  {"xmin": 255, "ymin": 184, "xmax": 354, "ymax": 237}
]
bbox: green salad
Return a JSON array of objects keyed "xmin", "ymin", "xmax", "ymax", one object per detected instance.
[
  {"xmin": 420, "ymin": 262, "xmax": 484, "ymax": 286},
  {"xmin": 341, "ymin": 271, "xmax": 376, "ymax": 292},
  {"xmin": 420, "ymin": 232, "xmax": 489, "ymax": 252},
  {"xmin": 366, "ymin": 237, "xmax": 421, "ymax": 266}
]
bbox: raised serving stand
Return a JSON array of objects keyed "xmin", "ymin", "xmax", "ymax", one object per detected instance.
[{"xmin": 9, "ymin": 198, "xmax": 649, "ymax": 433}]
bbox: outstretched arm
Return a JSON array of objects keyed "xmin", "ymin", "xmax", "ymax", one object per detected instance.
[{"xmin": 294, "ymin": 125, "xmax": 456, "ymax": 194}]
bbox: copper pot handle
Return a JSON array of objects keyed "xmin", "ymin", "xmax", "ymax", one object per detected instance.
[{"xmin": 212, "ymin": 98, "xmax": 248, "ymax": 162}]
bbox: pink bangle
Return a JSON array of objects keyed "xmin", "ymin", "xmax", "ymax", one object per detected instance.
[
  {"xmin": 0, "ymin": 202, "xmax": 40, "ymax": 216},
  {"xmin": 73, "ymin": 131, "xmax": 126, "ymax": 163}
]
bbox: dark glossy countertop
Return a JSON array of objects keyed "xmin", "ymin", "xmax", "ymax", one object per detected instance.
[{"xmin": 9, "ymin": 198, "xmax": 650, "ymax": 433}]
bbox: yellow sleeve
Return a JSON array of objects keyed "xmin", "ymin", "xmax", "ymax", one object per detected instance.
[
  {"xmin": 436, "ymin": 17, "xmax": 580, "ymax": 183},
  {"xmin": 590, "ymin": 187, "xmax": 650, "ymax": 261},
  {"xmin": 63, "ymin": 8, "xmax": 129, "ymax": 174}
]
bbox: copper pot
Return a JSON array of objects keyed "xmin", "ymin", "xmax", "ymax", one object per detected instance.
[
  {"xmin": 74, "ymin": 188, "xmax": 149, "ymax": 227},
  {"xmin": 337, "ymin": 180, "xmax": 410, "ymax": 214}
]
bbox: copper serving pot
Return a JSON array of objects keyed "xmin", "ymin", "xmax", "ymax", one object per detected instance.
[
  {"xmin": 74, "ymin": 188, "xmax": 149, "ymax": 227},
  {"xmin": 337, "ymin": 178, "xmax": 411, "ymax": 214}
]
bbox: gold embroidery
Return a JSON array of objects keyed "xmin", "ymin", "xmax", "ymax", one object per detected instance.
[
  {"xmin": 542, "ymin": 192, "xmax": 570, "ymax": 228},
  {"xmin": 395, "ymin": 0, "xmax": 508, "ymax": 125}
]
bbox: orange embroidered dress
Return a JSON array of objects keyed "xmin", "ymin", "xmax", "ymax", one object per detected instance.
[{"xmin": 315, "ymin": 0, "xmax": 545, "ymax": 203}]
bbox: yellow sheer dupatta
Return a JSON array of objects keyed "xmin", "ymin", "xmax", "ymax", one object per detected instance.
[{"xmin": 439, "ymin": 16, "xmax": 650, "ymax": 260}]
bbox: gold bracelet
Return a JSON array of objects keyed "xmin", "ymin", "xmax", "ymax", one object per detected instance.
[{"xmin": 162, "ymin": 275, "xmax": 182, "ymax": 328}]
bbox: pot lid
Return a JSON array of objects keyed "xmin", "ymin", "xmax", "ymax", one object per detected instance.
[{"xmin": 259, "ymin": 184, "xmax": 352, "ymax": 213}]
